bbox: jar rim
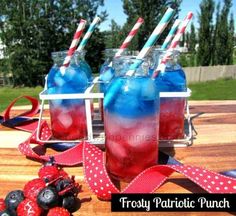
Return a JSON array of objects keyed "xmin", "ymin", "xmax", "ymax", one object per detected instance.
[
  {"xmin": 152, "ymin": 48, "xmax": 180, "ymax": 55},
  {"xmin": 113, "ymin": 55, "xmax": 151, "ymax": 63},
  {"xmin": 51, "ymin": 50, "xmax": 86, "ymax": 58}
]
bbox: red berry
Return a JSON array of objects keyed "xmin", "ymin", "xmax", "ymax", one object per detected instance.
[
  {"xmin": 17, "ymin": 198, "xmax": 42, "ymax": 216},
  {"xmin": 47, "ymin": 207, "xmax": 70, "ymax": 216},
  {"xmin": 0, "ymin": 198, "xmax": 6, "ymax": 211},
  {"xmin": 38, "ymin": 166, "xmax": 60, "ymax": 182},
  {"xmin": 58, "ymin": 169, "xmax": 69, "ymax": 179},
  {"xmin": 23, "ymin": 178, "xmax": 46, "ymax": 202}
]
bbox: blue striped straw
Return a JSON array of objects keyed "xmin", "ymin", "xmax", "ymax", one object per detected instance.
[
  {"xmin": 77, "ymin": 16, "xmax": 101, "ymax": 51},
  {"xmin": 161, "ymin": 19, "xmax": 181, "ymax": 50},
  {"xmin": 126, "ymin": 7, "xmax": 175, "ymax": 76}
]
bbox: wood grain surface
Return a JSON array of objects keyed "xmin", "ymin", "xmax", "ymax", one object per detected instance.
[{"xmin": 0, "ymin": 100, "xmax": 236, "ymax": 216}]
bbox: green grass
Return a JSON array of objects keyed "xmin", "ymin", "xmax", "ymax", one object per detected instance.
[
  {"xmin": 189, "ymin": 78, "xmax": 236, "ymax": 100},
  {"xmin": 0, "ymin": 86, "xmax": 43, "ymax": 112},
  {"xmin": 0, "ymin": 78, "xmax": 236, "ymax": 112},
  {"xmin": 233, "ymin": 56, "xmax": 236, "ymax": 65}
]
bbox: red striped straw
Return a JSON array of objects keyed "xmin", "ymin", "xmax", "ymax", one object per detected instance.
[
  {"xmin": 60, "ymin": 19, "xmax": 87, "ymax": 75},
  {"xmin": 152, "ymin": 12, "xmax": 193, "ymax": 78},
  {"xmin": 114, "ymin": 17, "xmax": 144, "ymax": 58}
]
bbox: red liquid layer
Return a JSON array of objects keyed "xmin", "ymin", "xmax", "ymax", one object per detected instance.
[
  {"xmin": 104, "ymin": 112, "xmax": 158, "ymax": 182},
  {"xmin": 159, "ymin": 98, "xmax": 185, "ymax": 140},
  {"xmin": 49, "ymin": 103, "xmax": 87, "ymax": 140}
]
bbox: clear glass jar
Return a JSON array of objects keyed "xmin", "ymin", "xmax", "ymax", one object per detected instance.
[
  {"xmin": 99, "ymin": 49, "xmax": 128, "ymax": 121},
  {"xmin": 152, "ymin": 49, "xmax": 187, "ymax": 140},
  {"xmin": 47, "ymin": 51, "xmax": 89, "ymax": 140},
  {"xmin": 99, "ymin": 49, "xmax": 119, "ymax": 93},
  {"xmin": 100, "ymin": 49, "xmax": 119, "ymax": 72},
  {"xmin": 72, "ymin": 50, "xmax": 93, "ymax": 83},
  {"xmin": 104, "ymin": 56, "xmax": 159, "ymax": 182}
]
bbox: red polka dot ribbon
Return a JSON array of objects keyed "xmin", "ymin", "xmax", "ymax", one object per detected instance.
[{"xmin": 17, "ymin": 122, "xmax": 236, "ymax": 200}]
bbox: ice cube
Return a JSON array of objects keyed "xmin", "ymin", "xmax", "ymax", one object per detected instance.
[
  {"xmin": 99, "ymin": 67, "xmax": 114, "ymax": 82},
  {"xmin": 127, "ymin": 124, "xmax": 157, "ymax": 150},
  {"xmin": 57, "ymin": 110, "xmax": 73, "ymax": 129},
  {"xmin": 106, "ymin": 140, "xmax": 128, "ymax": 160},
  {"xmin": 54, "ymin": 75, "xmax": 66, "ymax": 87},
  {"xmin": 124, "ymin": 78, "xmax": 141, "ymax": 94},
  {"xmin": 141, "ymin": 79, "xmax": 157, "ymax": 100}
]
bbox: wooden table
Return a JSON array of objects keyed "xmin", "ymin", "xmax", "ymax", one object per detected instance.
[{"xmin": 0, "ymin": 100, "xmax": 236, "ymax": 216}]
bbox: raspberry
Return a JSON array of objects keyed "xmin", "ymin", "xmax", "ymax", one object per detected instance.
[
  {"xmin": 0, "ymin": 198, "xmax": 6, "ymax": 211},
  {"xmin": 17, "ymin": 198, "xmax": 42, "ymax": 216},
  {"xmin": 5, "ymin": 190, "xmax": 24, "ymax": 215},
  {"xmin": 37, "ymin": 186, "xmax": 59, "ymax": 210},
  {"xmin": 38, "ymin": 166, "xmax": 60, "ymax": 182},
  {"xmin": 47, "ymin": 207, "xmax": 70, "ymax": 216},
  {"xmin": 23, "ymin": 178, "xmax": 46, "ymax": 202},
  {"xmin": 58, "ymin": 169, "xmax": 69, "ymax": 179}
]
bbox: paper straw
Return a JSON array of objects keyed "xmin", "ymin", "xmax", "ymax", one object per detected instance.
[
  {"xmin": 60, "ymin": 19, "xmax": 87, "ymax": 75},
  {"xmin": 125, "ymin": 7, "xmax": 175, "ymax": 76},
  {"xmin": 77, "ymin": 16, "xmax": 101, "ymax": 52},
  {"xmin": 106, "ymin": 17, "xmax": 143, "ymax": 68},
  {"xmin": 152, "ymin": 12, "xmax": 193, "ymax": 78},
  {"xmin": 114, "ymin": 17, "xmax": 144, "ymax": 58},
  {"xmin": 161, "ymin": 19, "xmax": 181, "ymax": 50}
]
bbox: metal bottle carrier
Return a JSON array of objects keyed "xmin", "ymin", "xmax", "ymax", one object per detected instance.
[{"xmin": 37, "ymin": 76, "xmax": 193, "ymax": 147}]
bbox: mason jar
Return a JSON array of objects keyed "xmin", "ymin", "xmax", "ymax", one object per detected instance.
[
  {"xmin": 47, "ymin": 51, "xmax": 89, "ymax": 140},
  {"xmin": 104, "ymin": 56, "xmax": 159, "ymax": 182},
  {"xmin": 153, "ymin": 49, "xmax": 187, "ymax": 140}
]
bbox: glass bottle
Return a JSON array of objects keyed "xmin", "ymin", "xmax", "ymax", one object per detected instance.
[
  {"xmin": 47, "ymin": 51, "xmax": 89, "ymax": 140},
  {"xmin": 153, "ymin": 49, "xmax": 187, "ymax": 140},
  {"xmin": 104, "ymin": 56, "xmax": 159, "ymax": 182}
]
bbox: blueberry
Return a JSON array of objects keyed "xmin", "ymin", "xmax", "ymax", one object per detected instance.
[
  {"xmin": 56, "ymin": 179, "xmax": 72, "ymax": 193},
  {"xmin": 62, "ymin": 195, "xmax": 78, "ymax": 212},
  {"xmin": 37, "ymin": 186, "xmax": 59, "ymax": 210},
  {"xmin": 4, "ymin": 190, "xmax": 24, "ymax": 213},
  {"xmin": 0, "ymin": 210, "xmax": 11, "ymax": 216}
]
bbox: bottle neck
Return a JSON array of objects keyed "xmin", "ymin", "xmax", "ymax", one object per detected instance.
[
  {"xmin": 71, "ymin": 50, "xmax": 86, "ymax": 65},
  {"xmin": 51, "ymin": 51, "xmax": 67, "ymax": 67},
  {"xmin": 51, "ymin": 50, "xmax": 86, "ymax": 67},
  {"xmin": 152, "ymin": 49, "xmax": 180, "ymax": 71},
  {"xmin": 103, "ymin": 48, "xmax": 129, "ymax": 63},
  {"xmin": 113, "ymin": 56, "xmax": 150, "ymax": 77}
]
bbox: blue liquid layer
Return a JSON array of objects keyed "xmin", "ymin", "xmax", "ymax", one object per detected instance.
[
  {"xmin": 99, "ymin": 62, "xmax": 115, "ymax": 93},
  {"xmin": 78, "ymin": 60, "xmax": 93, "ymax": 83},
  {"xmin": 154, "ymin": 68, "xmax": 187, "ymax": 93},
  {"xmin": 47, "ymin": 65, "xmax": 89, "ymax": 107},
  {"xmin": 104, "ymin": 76, "xmax": 159, "ymax": 118}
]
